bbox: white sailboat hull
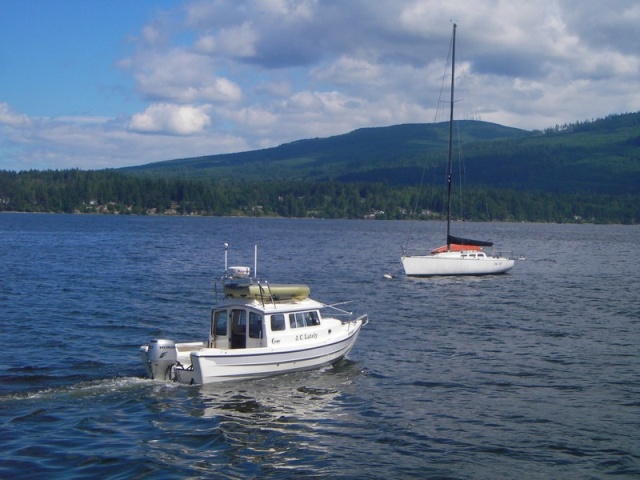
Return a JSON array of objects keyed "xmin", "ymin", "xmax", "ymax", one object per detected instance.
[{"xmin": 402, "ymin": 251, "xmax": 515, "ymax": 277}]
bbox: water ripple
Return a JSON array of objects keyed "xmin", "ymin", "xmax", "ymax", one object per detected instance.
[{"xmin": 1, "ymin": 216, "xmax": 639, "ymax": 478}]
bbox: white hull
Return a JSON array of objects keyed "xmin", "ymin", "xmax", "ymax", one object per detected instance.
[
  {"xmin": 188, "ymin": 322, "xmax": 362, "ymax": 384},
  {"xmin": 141, "ymin": 315, "xmax": 367, "ymax": 385},
  {"xmin": 402, "ymin": 251, "xmax": 514, "ymax": 276}
]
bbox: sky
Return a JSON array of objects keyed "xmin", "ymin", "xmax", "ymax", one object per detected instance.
[{"xmin": 1, "ymin": 0, "xmax": 639, "ymax": 172}]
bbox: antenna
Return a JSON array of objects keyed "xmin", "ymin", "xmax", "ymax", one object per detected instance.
[
  {"xmin": 224, "ymin": 242, "xmax": 229, "ymax": 274},
  {"xmin": 254, "ymin": 245, "xmax": 258, "ymax": 279}
]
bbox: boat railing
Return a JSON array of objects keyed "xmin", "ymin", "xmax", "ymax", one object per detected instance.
[
  {"xmin": 401, "ymin": 246, "xmax": 424, "ymax": 257},
  {"xmin": 403, "ymin": 245, "xmax": 516, "ymax": 260},
  {"xmin": 320, "ymin": 301, "xmax": 354, "ymax": 317},
  {"xmin": 320, "ymin": 301, "xmax": 367, "ymax": 326}
]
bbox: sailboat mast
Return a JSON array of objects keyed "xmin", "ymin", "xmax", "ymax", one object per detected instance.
[{"xmin": 446, "ymin": 23, "xmax": 456, "ymax": 244}]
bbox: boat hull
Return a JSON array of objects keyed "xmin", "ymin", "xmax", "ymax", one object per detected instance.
[
  {"xmin": 402, "ymin": 252, "xmax": 515, "ymax": 276},
  {"xmin": 190, "ymin": 328, "xmax": 361, "ymax": 384},
  {"xmin": 142, "ymin": 315, "xmax": 367, "ymax": 385}
]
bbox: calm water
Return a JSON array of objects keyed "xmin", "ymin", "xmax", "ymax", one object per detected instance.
[{"xmin": 1, "ymin": 214, "xmax": 639, "ymax": 479}]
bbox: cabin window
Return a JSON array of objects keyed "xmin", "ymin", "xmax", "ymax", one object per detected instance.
[
  {"xmin": 249, "ymin": 312, "xmax": 263, "ymax": 338},
  {"xmin": 213, "ymin": 310, "xmax": 228, "ymax": 336},
  {"xmin": 231, "ymin": 310, "xmax": 246, "ymax": 333},
  {"xmin": 289, "ymin": 313, "xmax": 304, "ymax": 329},
  {"xmin": 305, "ymin": 311, "xmax": 320, "ymax": 326},
  {"xmin": 271, "ymin": 314, "xmax": 285, "ymax": 331},
  {"xmin": 288, "ymin": 311, "xmax": 319, "ymax": 329}
]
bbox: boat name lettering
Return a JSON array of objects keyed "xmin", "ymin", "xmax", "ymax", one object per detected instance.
[
  {"xmin": 296, "ymin": 333, "xmax": 318, "ymax": 341},
  {"xmin": 271, "ymin": 338, "xmax": 281, "ymax": 344}
]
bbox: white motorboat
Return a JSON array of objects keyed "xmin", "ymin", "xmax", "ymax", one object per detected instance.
[
  {"xmin": 401, "ymin": 23, "xmax": 515, "ymax": 277},
  {"xmin": 140, "ymin": 244, "xmax": 368, "ymax": 384}
]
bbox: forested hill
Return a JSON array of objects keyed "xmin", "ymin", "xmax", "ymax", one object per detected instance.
[
  {"xmin": 122, "ymin": 121, "xmax": 527, "ymax": 183},
  {"xmin": 121, "ymin": 112, "xmax": 640, "ymax": 195},
  {"xmin": 1, "ymin": 112, "xmax": 638, "ymax": 223}
]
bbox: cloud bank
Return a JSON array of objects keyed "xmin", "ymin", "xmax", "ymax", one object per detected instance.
[{"xmin": 1, "ymin": 0, "xmax": 639, "ymax": 171}]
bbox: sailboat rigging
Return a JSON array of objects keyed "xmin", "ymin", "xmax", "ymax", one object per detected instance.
[{"xmin": 401, "ymin": 23, "xmax": 515, "ymax": 277}]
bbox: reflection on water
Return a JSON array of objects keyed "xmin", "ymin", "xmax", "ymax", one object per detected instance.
[
  {"xmin": 193, "ymin": 362, "xmax": 358, "ymax": 426},
  {"xmin": 136, "ymin": 362, "xmax": 367, "ymax": 477}
]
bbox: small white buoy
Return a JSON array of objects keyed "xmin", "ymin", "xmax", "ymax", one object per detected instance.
[{"xmin": 383, "ymin": 274, "xmax": 393, "ymax": 279}]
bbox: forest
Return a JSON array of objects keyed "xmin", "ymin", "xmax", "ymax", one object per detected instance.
[
  {"xmin": 1, "ymin": 169, "xmax": 637, "ymax": 224},
  {"xmin": 2, "ymin": 113, "xmax": 638, "ymax": 224}
]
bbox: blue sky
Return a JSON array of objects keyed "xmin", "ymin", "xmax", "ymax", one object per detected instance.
[
  {"xmin": 1, "ymin": 0, "xmax": 639, "ymax": 171},
  {"xmin": 1, "ymin": 1, "xmax": 155, "ymax": 117}
]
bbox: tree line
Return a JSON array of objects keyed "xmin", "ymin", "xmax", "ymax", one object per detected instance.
[
  {"xmin": 533, "ymin": 111, "xmax": 640, "ymax": 135},
  {"xmin": 0, "ymin": 169, "xmax": 637, "ymax": 224}
]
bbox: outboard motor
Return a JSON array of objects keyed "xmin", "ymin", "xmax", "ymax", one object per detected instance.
[{"xmin": 143, "ymin": 339, "xmax": 177, "ymax": 380}]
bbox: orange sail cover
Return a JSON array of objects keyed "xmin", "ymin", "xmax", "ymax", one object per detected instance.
[{"xmin": 431, "ymin": 244, "xmax": 484, "ymax": 254}]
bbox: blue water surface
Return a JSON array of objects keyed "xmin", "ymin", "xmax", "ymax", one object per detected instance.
[{"xmin": 1, "ymin": 214, "xmax": 639, "ymax": 479}]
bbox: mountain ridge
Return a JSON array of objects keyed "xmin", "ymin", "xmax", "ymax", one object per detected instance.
[{"xmin": 121, "ymin": 112, "xmax": 640, "ymax": 195}]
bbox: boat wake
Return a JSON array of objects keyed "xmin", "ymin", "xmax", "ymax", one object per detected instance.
[{"xmin": 0, "ymin": 376, "xmax": 179, "ymax": 403}]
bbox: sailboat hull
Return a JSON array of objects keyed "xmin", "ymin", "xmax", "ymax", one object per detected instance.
[{"xmin": 402, "ymin": 252, "xmax": 515, "ymax": 277}]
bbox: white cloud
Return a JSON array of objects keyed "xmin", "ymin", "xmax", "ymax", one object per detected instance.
[
  {"xmin": 0, "ymin": 103, "xmax": 31, "ymax": 127},
  {"xmin": 194, "ymin": 22, "xmax": 258, "ymax": 58},
  {"xmin": 126, "ymin": 49, "xmax": 242, "ymax": 103},
  {"xmin": 0, "ymin": 105, "xmax": 246, "ymax": 171},
  {"xmin": 128, "ymin": 103, "xmax": 212, "ymax": 135},
  {"xmin": 227, "ymin": 106, "xmax": 278, "ymax": 129},
  {"xmin": 312, "ymin": 56, "xmax": 383, "ymax": 85},
  {"xmin": 142, "ymin": 25, "xmax": 161, "ymax": 45},
  {"xmin": 121, "ymin": 0, "xmax": 640, "ymax": 135}
]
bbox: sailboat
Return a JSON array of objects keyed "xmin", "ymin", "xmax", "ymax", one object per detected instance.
[{"xmin": 401, "ymin": 24, "xmax": 515, "ymax": 277}]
